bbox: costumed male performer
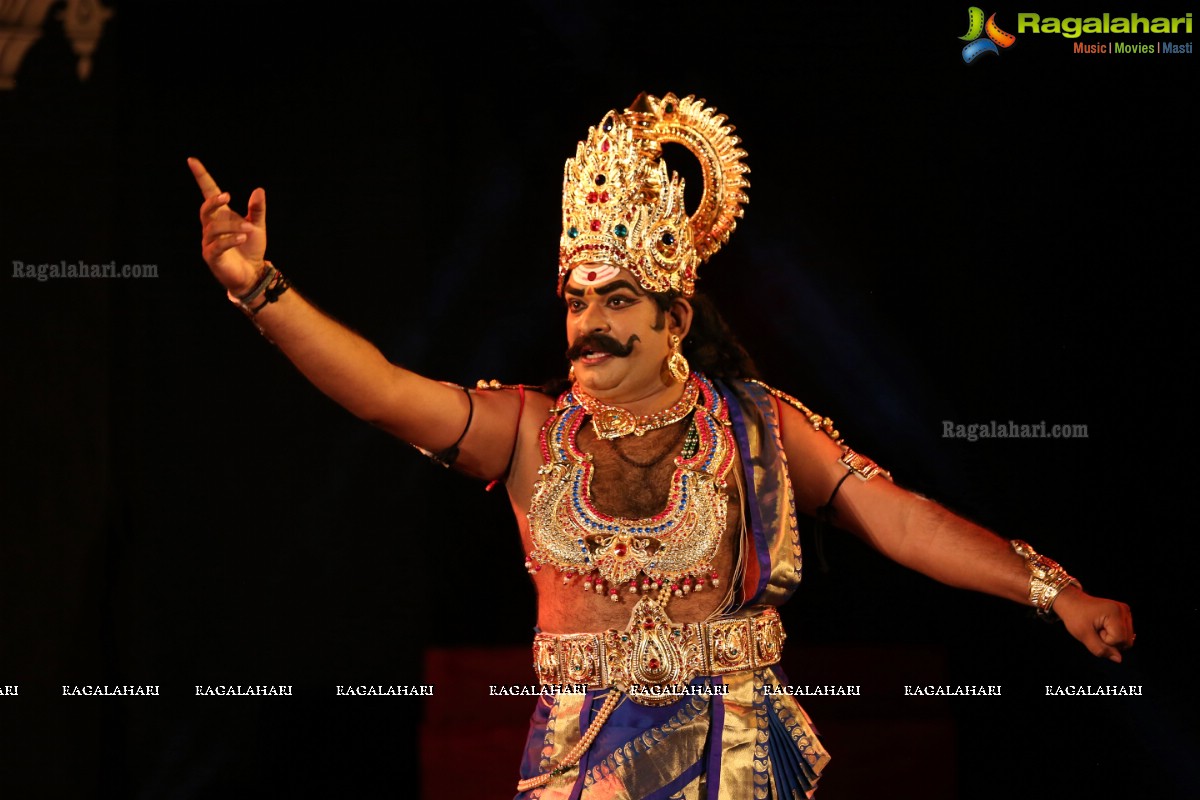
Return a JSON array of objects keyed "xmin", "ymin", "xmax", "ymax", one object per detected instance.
[{"xmin": 188, "ymin": 92, "xmax": 1134, "ymax": 800}]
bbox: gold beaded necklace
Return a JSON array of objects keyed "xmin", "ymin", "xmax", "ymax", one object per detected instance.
[{"xmin": 572, "ymin": 376, "xmax": 700, "ymax": 440}]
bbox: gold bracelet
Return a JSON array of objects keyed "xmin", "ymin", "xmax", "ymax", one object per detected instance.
[{"xmin": 1009, "ymin": 539, "xmax": 1080, "ymax": 617}]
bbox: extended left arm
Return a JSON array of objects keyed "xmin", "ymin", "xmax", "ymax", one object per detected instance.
[{"xmin": 777, "ymin": 399, "xmax": 1134, "ymax": 662}]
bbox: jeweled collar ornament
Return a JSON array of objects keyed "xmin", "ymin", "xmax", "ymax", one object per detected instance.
[
  {"xmin": 526, "ymin": 373, "xmax": 735, "ymax": 602},
  {"xmin": 573, "ymin": 374, "xmax": 700, "ymax": 439},
  {"xmin": 558, "ymin": 92, "xmax": 750, "ymax": 298}
]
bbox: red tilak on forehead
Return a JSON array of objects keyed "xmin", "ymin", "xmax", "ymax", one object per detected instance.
[{"xmin": 568, "ymin": 262, "xmax": 622, "ymax": 292}]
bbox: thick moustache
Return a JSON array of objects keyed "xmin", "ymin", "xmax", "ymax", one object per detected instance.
[{"xmin": 566, "ymin": 333, "xmax": 639, "ymax": 361}]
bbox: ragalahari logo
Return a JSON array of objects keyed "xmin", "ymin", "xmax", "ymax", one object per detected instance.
[{"xmin": 960, "ymin": 7, "xmax": 1017, "ymax": 62}]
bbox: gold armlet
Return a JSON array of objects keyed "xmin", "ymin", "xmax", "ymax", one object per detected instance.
[
  {"xmin": 838, "ymin": 446, "xmax": 892, "ymax": 482},
  {"xmin": 1009, "ymin": 539, "xmax": 1082, "ymax": 618}
]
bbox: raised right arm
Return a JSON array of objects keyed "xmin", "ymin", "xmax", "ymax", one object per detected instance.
[{"xmin": 187, "ymin": 157, "xmax": 527, "ymax": 481}]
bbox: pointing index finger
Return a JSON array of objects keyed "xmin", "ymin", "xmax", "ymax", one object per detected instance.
[{"xmin": 187, "ymin": 157, "xmax": 223, "ymax": 199}]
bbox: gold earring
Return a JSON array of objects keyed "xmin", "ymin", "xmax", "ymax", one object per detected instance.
[{"xmin": 667, "ymin": 334, "xmax": 690, "ymax": 383}]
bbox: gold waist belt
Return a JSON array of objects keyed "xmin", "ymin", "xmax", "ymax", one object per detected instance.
[{"xmin": 532, "ymin": 601, "xmax": 786, "ymax": 705}]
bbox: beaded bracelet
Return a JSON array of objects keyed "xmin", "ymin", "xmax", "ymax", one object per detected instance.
[{"xmin": 227, "ymin": 261, "xmax": 290, "ymax": 318}]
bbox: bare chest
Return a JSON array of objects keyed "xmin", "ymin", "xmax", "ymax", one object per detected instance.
[{"xmin": 577, "ymin": 421, "xmax": 693, "ymax": 518}]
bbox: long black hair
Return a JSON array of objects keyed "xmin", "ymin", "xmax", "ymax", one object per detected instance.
[{"xmin": 673, "ymin": 291, "xmax": 759, "ymax": 383}]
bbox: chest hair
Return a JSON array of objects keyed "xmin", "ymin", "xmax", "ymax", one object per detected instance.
[{"xmin": 576, "ymin": 418, "xmax": 691, "ymax": 519}]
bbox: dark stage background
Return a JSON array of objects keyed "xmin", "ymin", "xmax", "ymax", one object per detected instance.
[{"xmin": 2, "ymin": 1, "xmax": 1196, "ymax": 798}]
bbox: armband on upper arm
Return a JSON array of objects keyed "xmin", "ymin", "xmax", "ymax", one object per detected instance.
[
  {"xmin": 414, "ymin": 379, "xmax": 533, "ymax": 478},
  {"xmin": 412, "ymin": 383, "xmax": 473, "ymax": 468},
  {"xmin": 838, "ymin": 446, "xmax": 892, "ymax": 482}
]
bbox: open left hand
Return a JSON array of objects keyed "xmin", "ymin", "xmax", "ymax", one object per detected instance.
[{"xmin": 188, "ymin": 157, "xmax": 268, "ymax": 296}]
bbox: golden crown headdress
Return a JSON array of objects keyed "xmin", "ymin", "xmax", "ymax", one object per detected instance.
[{"xmin": 558, "ymin": 92, "xmax": 750, "ymax": 298}]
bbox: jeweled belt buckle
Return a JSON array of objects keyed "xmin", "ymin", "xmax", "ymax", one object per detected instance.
[{"xmin": 608, "ymin": 596, "xmax": 705, "ymax": 706}]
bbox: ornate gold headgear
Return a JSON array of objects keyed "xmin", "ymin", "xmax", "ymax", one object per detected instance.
[{"xmin": 558, "ymin": 92, "xmax": 750, "ymax": 298}]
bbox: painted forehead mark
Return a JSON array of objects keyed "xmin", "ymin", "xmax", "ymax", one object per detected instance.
[{"xmin": 569, "ymin": 263, "xmax": 621, "ymax": 289}]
